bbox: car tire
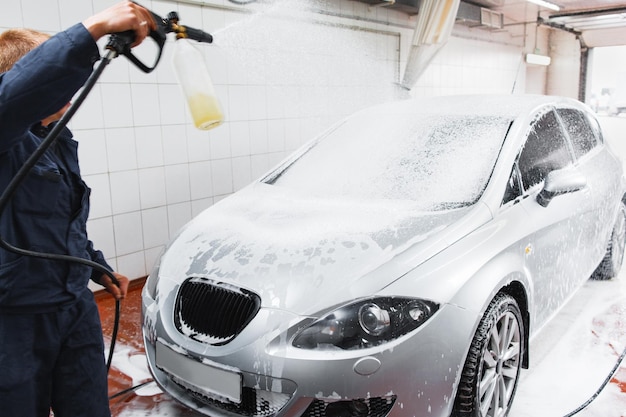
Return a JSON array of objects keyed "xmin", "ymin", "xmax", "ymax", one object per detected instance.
[
  {"xmin": 452, "ymin": 293, "xmax": 524, "ymax": 417},
  {"xmin": 592, "ymin": 202, "xmax": 626, "ymax": 281}
]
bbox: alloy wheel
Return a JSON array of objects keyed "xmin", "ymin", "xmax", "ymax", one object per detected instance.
[{"xmin": 478, "ymin": 310, "xmax": 522, "ymax": 417}]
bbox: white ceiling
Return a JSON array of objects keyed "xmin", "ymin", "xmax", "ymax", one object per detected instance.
[
  {"xmin": 490, "ymin": 0, "xmax": 626, "ymax": 47},
  {"xmin": 355, "ymin": 0, "xmax": 626, "ymax": 47}
]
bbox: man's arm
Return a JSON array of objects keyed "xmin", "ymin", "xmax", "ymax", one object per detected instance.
[
  {"xmin": 82, "ymin": 0, "xmax": 156, "ymax": 45},
  {"xmin": 0, "ymin": 25, "xmax": 100, "ymax": 151},
  {"xmin": 0, "ymin": 1, "xmax": 156, "ymax": 152},
  {"xmin": 87, "ymin": 240, "xmax": 129, "ymax": 300}
]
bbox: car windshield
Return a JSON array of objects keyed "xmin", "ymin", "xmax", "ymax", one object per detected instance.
[{"xmin": 269, "ymin": 111, "xmax": 511, "ymax": 210}]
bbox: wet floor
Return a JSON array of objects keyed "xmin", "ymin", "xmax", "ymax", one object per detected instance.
[
  {"xmin": 97, "ymin": 273, "xmax": 626, "ymax": 417},
  {"xmin": 97, "ymin": 280, "xmax": 202, "ymax": 416},
  {"xmin": 510, "ymin": 275, "xmax": 626, "ymax": 417}
]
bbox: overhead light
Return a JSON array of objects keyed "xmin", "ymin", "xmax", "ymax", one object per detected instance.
[
  {"xmin": 526, "ymin": 53, "xmax": 551, "ymax": 66},
  {"xmin": 401, "ymin": 0, "xmax": 461, "ymax": 89},
  {"xmin": 371, "ymin": 0, "xmax": 395, "ymax": 7},
  {"xmin": 414, "ymin": 0, "xmax": 460, "ymax": 45},
  {"xmin": 527, "ymin": 0, "xmax": 560, "ymax": 12}
]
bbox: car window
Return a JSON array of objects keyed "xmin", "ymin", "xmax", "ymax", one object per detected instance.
[
  {"xmin": 502, "ymin": 164, "xmax": 522, "ymax": 205},
  {"xmin": 556, "ymin": 108, "xmax": 598, "ymax": 158},
  {"xmin": 268, "ymin": 112, "xmax": 511, "ymax": 210},
  {"xmin": 585, "ymin": 112, "xmax": 605, "ymax": 144},
  {"xmin": 518, "ymin": 110, "xmax": 573, "ymax": 191}
]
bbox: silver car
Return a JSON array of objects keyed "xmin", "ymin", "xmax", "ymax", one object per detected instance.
[{"xmin": 142, "ymin": 95, "xmax": 626, "ymax": 417}]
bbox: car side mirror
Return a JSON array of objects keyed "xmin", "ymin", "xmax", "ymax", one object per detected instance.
[{"xmin": 536, "ymin": 167, "xmax": 587, "ymax": 207}]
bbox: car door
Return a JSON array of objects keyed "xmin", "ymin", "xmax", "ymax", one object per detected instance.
[
  {"xmin": 555, "ymin": 107, "xmax": 621, "ymax": 271},
  {"xmin": 514, "ymin": 108, "xmax": 589, "ymax": 329}
]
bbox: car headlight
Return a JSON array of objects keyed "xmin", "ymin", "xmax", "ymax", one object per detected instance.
[{"xmin": 292, "ymin": 297, "xmax": 438, "ymax": 350}]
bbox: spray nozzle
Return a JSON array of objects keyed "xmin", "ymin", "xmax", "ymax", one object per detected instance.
[
  {"xmin": 105, "ymin": 8, "xmax": 214, "ymax": 73},
  {"xmin": 166, "ymin": 12, "xmax": 214, "ymax": 44}
]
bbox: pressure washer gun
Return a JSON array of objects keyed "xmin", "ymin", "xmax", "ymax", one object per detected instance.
[
  {"xmin": 105, "ymin": 9, "xmax": 214, "ymax": 73},
  {"xmin": 106, "ymin": 8, "xmax": 224, "ymax": 129}
]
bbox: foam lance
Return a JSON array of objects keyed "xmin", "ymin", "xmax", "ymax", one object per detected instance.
[{"xmin": 168, "ymin": 12, "xmax": 224, "ymax": 130}]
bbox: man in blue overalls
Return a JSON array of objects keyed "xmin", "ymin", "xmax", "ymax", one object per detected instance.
[{"xmin": 0, "ymin": 2, "xmax": 156, "ymax": 416}]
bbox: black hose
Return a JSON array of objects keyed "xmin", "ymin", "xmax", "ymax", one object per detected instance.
[
  {"xmin": 562, "ymin": 343, "xmax": 626, "ymax": 416},
  {"xmin": 106, "ymin": 300, "xmax": 121, "ymax": 371},
  {"xmin": 0, "ymin": 50, "xmax": 122, "ymax": 372},
  {"xmin": 108, "ymin": 379, "xmax": 154, "ymax": 401}
]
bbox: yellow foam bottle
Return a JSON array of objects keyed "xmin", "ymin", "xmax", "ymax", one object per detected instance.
[
  {"xmin": 188, "ymin": 93, "xmax": 223, "ymax": 130},
  {"xmin": 173, "ymin": 38, "xmax": 224, "ymax": 130}
]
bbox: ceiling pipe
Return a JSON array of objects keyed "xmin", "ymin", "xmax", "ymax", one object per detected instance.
[
  {"xmin": 537, "ymin": 17, "xmax": 588, "ymax": 103},
  {"xmin": 226, "ymin": 0, "xmax": 257, "ymax": 4}
]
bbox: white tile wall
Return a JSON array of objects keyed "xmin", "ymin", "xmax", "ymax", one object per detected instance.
[
  {"xmin": 106, "ymin": 127, "xmax": 138, "ymax": 172},
  {"xmin": 189, "ymin": 161, "xmax": 214, "ymax": 200},
  {"xmin": 167, "ymin": 202, "xmax": 192, "ymax": 237},
  {"xmin": 2, "ymin": 0, "xmax": 536, "ymax": 291},
  {"xmin": 164, "ymin": 164, "xmax": 191, "ymax": 204},
  {"xmin": 138, "ymin": 167, "xmax": 167, "ymax": 208},
  {"xmin": 141, "ymin": 207, "xmax": 169, "ymax": 248},
  {"xmin": 113, "ymin": 211, "xmax": 144, "ymax": 255},
  {"xmin": 23, "ymin": 0, "xmax": 62, "ymax": 32},
  {"xmin": 547, "ymin": 30, "xmax": 581, "ymax": 99},
  {"xmin": 135, "ymin": 126, "xmax": 164, "ymax": 168},
  {"xmin": 110, "ymin": 170, "xmax": 141, "ymax": 214},
  {"xmin": 0, "ymin": 2, "xmax": 23, "ymax": 29}
]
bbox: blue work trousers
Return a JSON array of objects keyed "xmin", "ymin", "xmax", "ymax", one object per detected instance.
[{"xmin": 0, "ymin": 292, "xmax": 109, "ymax": 417}]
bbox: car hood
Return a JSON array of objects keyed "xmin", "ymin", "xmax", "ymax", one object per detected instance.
[{"xmin": 158, "ymin": 183, "xmax": 472, "ymax": 315}]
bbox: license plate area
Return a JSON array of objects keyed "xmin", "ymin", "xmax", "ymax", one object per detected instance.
[{"xmin": 156, "ymin": 341, "xmax": 242, "ymax": 404}]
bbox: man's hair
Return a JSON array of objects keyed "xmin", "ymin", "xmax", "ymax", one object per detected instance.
[{"xmin": 0, "ymin": 28, "xmax": 50, "ymax": 73}]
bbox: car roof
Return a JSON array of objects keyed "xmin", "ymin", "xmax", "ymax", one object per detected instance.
[{"xmin": 362, "ymin": 94, "xmax": 586, "ymax": 120}]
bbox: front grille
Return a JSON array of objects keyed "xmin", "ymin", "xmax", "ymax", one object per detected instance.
[
  {"xmin": 175, "ymin": 278, "xmax": 261, "ymax": 345},
  {"xmin": 301, "ymin": 396, "xmax": 396, "ymax": 417},
  {"xmin": 171, "ymin": 378, "xmax": 291, "ymax": 417}
]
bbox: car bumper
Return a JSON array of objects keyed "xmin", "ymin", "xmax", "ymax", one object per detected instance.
[{"xmin": 142, "ymin": 285, "xmax": 478, "ymax": 417}]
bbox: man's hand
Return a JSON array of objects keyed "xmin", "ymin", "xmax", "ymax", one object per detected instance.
[
  {"xmin": 82, "ymin": 1, "xmax": 156, "ymax": 46},
  {"xmin": 99, "ymin": 272, "xmax": 130, "ymax": 300}
]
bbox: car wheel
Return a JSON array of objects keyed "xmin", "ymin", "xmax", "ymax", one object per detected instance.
[
  {"xmin": 592, "ymin": 202, "xmax": 626, "ymax": 280},
  {"xmin": 452, "ymin": 293, "xmax": 524, "ymax": 417}
]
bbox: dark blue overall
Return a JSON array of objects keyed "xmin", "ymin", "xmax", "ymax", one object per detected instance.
[{"xmin": 0, "ymin": 24, "xmax": 112, "ymax": 417}]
